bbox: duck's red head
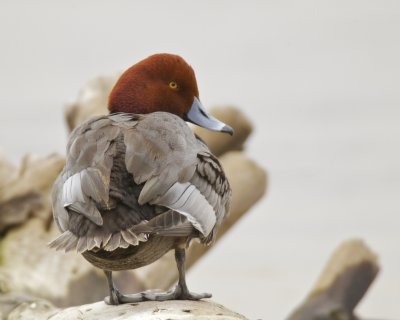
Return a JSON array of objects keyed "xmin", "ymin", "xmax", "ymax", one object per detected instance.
[{"xmin": 108, "ymin": 53, "xmax": 233, "ymax": 134}]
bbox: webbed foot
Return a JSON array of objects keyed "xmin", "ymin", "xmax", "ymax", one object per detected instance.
[{"xmin": 104, "ymin": 285, "xmax": 211, "ymax": 304}]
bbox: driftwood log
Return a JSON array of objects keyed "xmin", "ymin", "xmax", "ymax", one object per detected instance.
[
  {"xmin": 0, "ymin": 75, "xmax": 267, "ymax": 318},
  {"xmin": 0, "ymin": 153, "xmax": 64, "ymax": 234},
  {"xmin": 1, "ymin": 297, "xmax": 247, "ymax": 320},
  {"xmin": 287, "ymin": 239, "xmax": 380, "ymax": 320}
]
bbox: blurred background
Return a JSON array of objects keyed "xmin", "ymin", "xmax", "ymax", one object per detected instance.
[{"xmin": 0, "ymin": 1, "xmax": 399, "ymax": 319}]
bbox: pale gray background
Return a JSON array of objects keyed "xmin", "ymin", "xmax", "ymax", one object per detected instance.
[{"xmin": 1, "ymin": 1, "xmax": 399, "ymax": 319}]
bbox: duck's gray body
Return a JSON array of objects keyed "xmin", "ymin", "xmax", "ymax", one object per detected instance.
[{"xmin": 50, "ymin": 112, "xmax": 231, "ymax": 272}]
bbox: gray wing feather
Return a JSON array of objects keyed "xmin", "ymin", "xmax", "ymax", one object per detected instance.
[
  {"xmin": 63, "ymin": 173, "xmax": 85, "ymax": 203},
  {"xmin": 80, "ymin": 168, "xmax": 110, "ymax": 204},
  {"xmin": 132, "ymin": 210, "xmax": 194, "ymax": 237},
  {"xmin": 149, "ymin": 182, "xmax": 216, "ymax": 236},
  {"xmin": 67, "ymin": 202, "xmax": 103, "ymax": 226},
  {"xmin": 62, "ymin": 171, "xmax": 103, "ymax": 225},
  {"xmin": 188, "ymin": 153, "xmax": 231, "ymax": 242},
  {"xmin": 52, "ymin": 175, "xmax": 70, "ymax": 232}
]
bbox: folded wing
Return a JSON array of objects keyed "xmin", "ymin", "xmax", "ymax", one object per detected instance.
[{"xmin": 50, "ymin": 112, "xmax": 231, "ymax": 252}]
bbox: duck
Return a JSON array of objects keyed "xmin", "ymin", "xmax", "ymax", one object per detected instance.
[{"xmin": 49, "ymin": 53, "xmax": 233, "ymax": 305}]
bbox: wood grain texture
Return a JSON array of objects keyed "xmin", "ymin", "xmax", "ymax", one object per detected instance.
[{"xmin": 287, "ymin": 239, "xmax": 379, "ymax": 320}]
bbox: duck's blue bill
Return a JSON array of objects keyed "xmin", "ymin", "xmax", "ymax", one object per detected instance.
[{"xmin": 185, "ymin": 97, "xmax": 234, "ymax": 135}]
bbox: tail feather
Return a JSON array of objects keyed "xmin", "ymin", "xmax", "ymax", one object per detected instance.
[
  {"xmin": 48, "ymin": 231, "xmax": 78, "ymax": 252},
  {"xmin": 49, "ymin": 214, "xmax": 187, "ymax": 253},
  {"xmin": 86, "ymin": 237, "xmax": 96, "ymax": 251},
  {"xmin": 121, "ymin": 229, "xmax": 140, "ymax": 246},
  {"xmin": 76, "ymin": 236, "xmax": 88, "ymax": 253},
  {"xmin": 65, "ymin": 238, "xmax": 78, "ymax": 251},
  {"xmin": 131, "ymin": 210, "xmax": 195, "ymax": 237},
  {"xmin": 103, "ymin": 233, "xmax": 122, "ymax": 251}
]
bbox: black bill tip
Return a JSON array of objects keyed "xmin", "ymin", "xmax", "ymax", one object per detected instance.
[{"xmin": 222, "ymin": 124, "xmax": 234, "ymax": 136}]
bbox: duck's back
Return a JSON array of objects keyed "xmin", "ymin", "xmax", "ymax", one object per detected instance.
[{"xmin": 50, "ymin": 112, "xmax": 231, "ymax": 255}]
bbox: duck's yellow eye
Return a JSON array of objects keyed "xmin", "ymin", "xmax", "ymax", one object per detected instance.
[{"xmin": 169, "ymin": 81, "xmax": 178, "ymax": 90}]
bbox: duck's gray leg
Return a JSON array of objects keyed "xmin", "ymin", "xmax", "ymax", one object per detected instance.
[
  {"xmin": 104, "ymin": 270, "xmax": 123, "ymax": 305},
  {"xmin": 171, "ymin": 247, "xmax": 212, "ymax": 300},
  {"xmin": 103, "ymin": 248, "xmax": 211, "ymax": 304}
]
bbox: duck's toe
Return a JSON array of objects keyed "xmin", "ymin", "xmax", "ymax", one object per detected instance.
[
  {"xmin": 104, "ymin": 287, "xmax": 211, "ymax": 304},
  {"xmin": 172, "ymin": 284, "xmax": 212, "ymax": 300},
  {"xmin": 104, "ymin": 288, "xmax": 122, "ymax": 305}
]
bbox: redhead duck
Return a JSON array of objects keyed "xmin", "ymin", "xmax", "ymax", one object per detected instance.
[{"xmin": 50, "ymin": 53, "xmax": 233, "ymax": 305}]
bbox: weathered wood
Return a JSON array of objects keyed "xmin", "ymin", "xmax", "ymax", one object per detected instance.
[
  {"xmin": 0, "ymin": 218, "xmax": 113, "ymax": 307},
  {"xmin": 2, "ymin": 298, "xmax": 247, "ymax": 320},
  {"xmin": 287, "ymin": 239, "xmax": 379, "ymax": 320},
  {"xmin": 64, "ymin": 74, "xmax": 120, "ymax": 132},
  {"xmin": 0, "ymin": 153, "xmax": 64, "ymax": 233},
  {"xmin": 0, "ymin": 151, "xmax": 17, "ymax": 190},
  {"xmin": 54, "ymin": 300, "xmax": 247, "ymax": 320},
  {"xmin": 0, "ymin": 293, "xmax": 57, "ymax": 320}
]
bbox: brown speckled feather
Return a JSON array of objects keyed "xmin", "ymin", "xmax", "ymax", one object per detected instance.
[{"xmin": 50, "ymin": 112, "xmax": 231, "ymax": 252}]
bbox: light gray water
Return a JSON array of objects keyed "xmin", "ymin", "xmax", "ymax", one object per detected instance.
[{"xmin": 1, "ymin": 1, "xmax": 399, "ymax": 319}]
